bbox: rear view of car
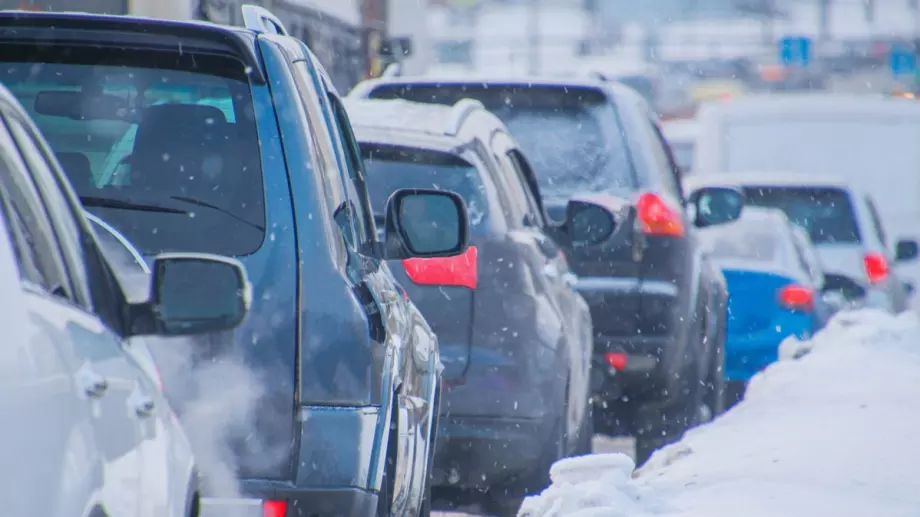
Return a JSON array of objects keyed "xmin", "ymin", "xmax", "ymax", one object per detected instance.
[
  {"xmin": 698, "ymin": 208, "xmax": 830, "ymax": 400},
  {"xmin": 688, "ymin": 174, "xmax": 914, "ymax": 313}
]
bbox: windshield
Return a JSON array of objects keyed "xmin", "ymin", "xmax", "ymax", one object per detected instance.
[
  {"xmin": 741, "ymin": 186, "xmax": 861, "ymax": 244},
  {"xmin": 0, "ymin": 53, "xmax": 265, "ymax": 257},
  {"xmin": 699, "ymin": 220, "xmax": 781, "ymax": 264},
  {"xmin": 361, "ymin": 145, "xmax": 490, "ymax": 236},
  {"xmin": 723, "ymin": 119, "xmax": 920, "ymax": 184},
  {"xmin": 367, "ymin": 84, "xmax": 634, "ymax": 197}
]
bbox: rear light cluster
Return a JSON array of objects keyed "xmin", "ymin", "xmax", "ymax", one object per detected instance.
[
  {"xmin": 777, "ymin": 284, "xmax": 814, "ymax": 312},
  {"xmin": 264, "ymin": 500, "xmax": 287, "ymax": 517},
  {"xmin": 402, "ymin": 245, "xmax": 478, "ymax": 290},
  {"xmin": 863, "ymin": 252, "xmax": 890, "ymax": 285},
  {"xmin": 636, "ymin": 192, "xmax": 684, "ymax": 237}
]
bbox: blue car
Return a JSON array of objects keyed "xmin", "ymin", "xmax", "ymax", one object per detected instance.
[{"xmin": 698, "ymin": 207, "xmax": 835, "ymax": 394}]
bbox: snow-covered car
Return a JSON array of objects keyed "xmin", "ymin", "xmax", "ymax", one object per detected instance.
[
  {"xmin": 696, "ymin": 207, "xmax": 836, "ymax": 402},
  {"xmin": 693, "ymin": 93, "xmax": 920, "ymax": 293},
  {"xmin": 686, "ymin": 173, "xmax": 915, "ymax": 313}
]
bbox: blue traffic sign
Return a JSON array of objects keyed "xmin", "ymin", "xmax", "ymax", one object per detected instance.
[
  {"xmin": 889, "ymin": 47, "xmax": 917, "ymax": 76},
  {"xmin": 779, "ymin": 36, "xmax": 812, "ymax": 66}
]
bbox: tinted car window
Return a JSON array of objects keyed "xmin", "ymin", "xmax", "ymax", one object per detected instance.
[
  {"xmin": 0, "ymin": 52, "xmax": 265, "ymax": 257},
  {"xmin": 741, "ymin": 186, "xmax": 861, "ymax": 244},
  {"xmin": 361, "ymin": 144, "xmax": 489, "ymax": 236},
  {"xmin": 368, "ymin": 84, "xmax": 634, "ymax": 197}
]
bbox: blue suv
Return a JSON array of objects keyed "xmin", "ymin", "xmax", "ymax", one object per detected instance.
[{"xmin": 0, "ymin": 6, "xmax": 468, "ymax": 517}]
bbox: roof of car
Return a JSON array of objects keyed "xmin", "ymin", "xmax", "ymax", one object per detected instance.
[
  {"xmin": 345, "ymin": 98, "xmax": 464, "ymax": 138},
  {"xmin": 697, "ymin": 92, "xmax": 920, "ymax": 118},
  {"xmin": 348, "ymin": 74, "xmax": 634, "ymax": 101},
  {"xmin": 684, "ymin": 172, "xmax": 853, "ymax": 191}
]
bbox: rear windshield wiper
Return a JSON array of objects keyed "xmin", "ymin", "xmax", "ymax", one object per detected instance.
[
  {"xmin": 170, "ymin": 195, "xmax": 265, "ymax": 232},
  {"xmin": 80, "ymin": 196, "xmax": 189, "ymax": 215}
]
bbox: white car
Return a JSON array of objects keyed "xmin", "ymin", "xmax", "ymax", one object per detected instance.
[
  {"xmin": 692, "ymin": 93, "xmax": 920, "ymax": 291},
  {"xmin": 685, "ymin": 173, "xmax": 916, "ymax": 312}
]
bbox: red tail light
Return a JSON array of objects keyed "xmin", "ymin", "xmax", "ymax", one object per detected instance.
[
  {"xmin": 603, "ymin": 352, "xmax": 628, "ymax": 371},
  {"xmin": 263, "ymin": 500, "xmax": 287, "ymax": 517},
  {"xmin": 401, "ymin": 245, "xmax": 478, "ymax": 290},
  {"xmin": 778, "ymin": 284, "xmax": 814, "ymax": 312},
  {"xmin": 863, "ymin": 252, "xmax": 890, "ymax": 284},
  {"xmin": 636, "ymin": 192, "xmax": 685, "ymax": 237}
]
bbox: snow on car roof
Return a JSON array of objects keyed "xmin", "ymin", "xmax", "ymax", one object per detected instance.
[
  {"xmin": 684, "ymin": 171, "xmax": 852, "ymax": 192},
  {"xmin": 344, "ymin": 98, "xmax": 463, "ymax": 140}
]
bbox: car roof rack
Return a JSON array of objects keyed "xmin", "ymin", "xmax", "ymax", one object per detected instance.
[
  {"xmin": 444, "ymin": 98, "xmax": 485, "ymax": 136},
  {"xmin": 241, "ymin": 4, "xmax": 289, "ymax": 36}
]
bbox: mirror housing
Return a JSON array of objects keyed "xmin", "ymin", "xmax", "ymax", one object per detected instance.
[
  {"xmin": 565, "ymin": 199, "xmax": 618, "ymax": 246},
  {"xmin": 382, "ymin": 188, "xmax": 470, "ymax": 260},
  {"xmin": 127, "ymin": 253, "xmax": 251, "ymax": 337},
  {"xmin": 895, "ymin": 238, "xmax": 919, "ymax": 262},
  {"xmin": 689, "ymin": 186, "xmax": 744, "ymax": 228},
  {"xmin": 904, "ymin": 280, "xmax": 915, "ymax": 296}
]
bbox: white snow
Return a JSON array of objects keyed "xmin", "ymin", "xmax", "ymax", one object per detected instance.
[{"xmin": 519, "ymin": 309, "xmax": 920, "ymax": 517}]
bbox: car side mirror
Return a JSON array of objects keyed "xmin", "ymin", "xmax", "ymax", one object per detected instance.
[
  {"xmin": 903, "ymin": 280, "xmax": 915, "ymax": 296},
  {"xmin": 382, "ymin": 188, "xmax": 470, "ymax": 260},
  {"xmin": 564, "ymin": 199, "xmax": 623, "ymax": 246},
  {"xmin": 895, "ymin": 239, "xmax": 919, "ymax": 262},
  {"xmin": 127, "ymin": 254, "xmax": 251, "ymax": 337},
  {"xmin": 690, "ymin": 186, "xmax": 744, "ymax": 228}
]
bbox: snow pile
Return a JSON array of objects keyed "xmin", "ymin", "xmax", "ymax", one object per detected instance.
[{"xmin": 520, "ymin": 309, "xmax": 920, "ymax": 517}]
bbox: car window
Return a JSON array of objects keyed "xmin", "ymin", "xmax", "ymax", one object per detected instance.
[
  {"xmin": 327, "ymin": 92, "xmax": 376, "ymax": 250},
  {"xmin": 790, "ymin": 225, "xmax": 824, "ymax": 286},
  {"xmin": 0, "ymin": 55, "xmax": 266, "ymax": 257},
  {"xmin": 647, "ymin": 119, "xmax": 685, "ymax": 202},
  {"xmin": 741, "ymin": 186, "xmax": 861, "ymax": 244},
  {"xmin": 495, "ymin": 149, "xmax": 541, "ymax": 228},
  {"xmin": 361, "ymin": 144, "xmax": 491, "ymax": 238},
  {"xmin": 0, "ymin": 119, "xmax": 70, "ymax": 295},
  {"xmin": 507, "ymin": 150, "xmax": 545, "ymax": 227},
  {"xmin": 369, "ymin": 84, "xmax": 635, "ymax": 197}
]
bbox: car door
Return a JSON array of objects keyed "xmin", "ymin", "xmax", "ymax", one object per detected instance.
[
  {"xmin": 0, "ymin": 110, "xmax": 151, "ymax": 515},
  {"xmin": 0, "ymin": 125, "xmax": 103, "ymax": 517}
]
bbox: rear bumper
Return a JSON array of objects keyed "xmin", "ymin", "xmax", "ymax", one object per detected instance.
[
  {"xmin": 200, "ymin": 487, "xmax": 377, "ymax": 517},
  {"xmin": 591, "ymin": 334, "xmax": 680, "ymax": 403},
  {"xmin": 432, "ymin": 414, "xmax": 556, "ymax": 490},
  {"xmin": 725, "ymin": 327, "xmax": 810, "ymax": 381}
]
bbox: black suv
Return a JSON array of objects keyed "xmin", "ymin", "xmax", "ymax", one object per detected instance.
[
  {"xmin": 349, "ymin": 76, "xmax": 739, "ymax": 463},
  {"xmin": 0, "ymin": 7, "xmax": 471, "ymax": 517},
  {"xmin": 345, "ymin": 97, "xmax": 598, "ymax": 514}
]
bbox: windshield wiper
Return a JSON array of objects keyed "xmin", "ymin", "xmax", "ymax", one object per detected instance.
[
  {"xmin": 80, "ymin": 196, "xmax": 189, "ymax": 215},
  {"xmin": 169, "ymin": 195, "xmax": 265, "ymax": 232}
]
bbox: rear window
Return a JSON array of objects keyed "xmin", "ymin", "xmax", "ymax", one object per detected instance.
[
  {"xmin": 699, "ymin": 220, "xmax": 781, "ymax": 263},
  {"xmin": 368, "ymin": 84, "xmax": 634, "ymax": 197},
  {"xmin": 360, "ymin": 144, "xmax": 490, "ymax": 235},
  {"xmin": 741, "ymin": 186, "xmax": 861, "ymax": 244},
  {"xmin": 0, "ymin": 47, "xmax": 265, "ymax": 257}
]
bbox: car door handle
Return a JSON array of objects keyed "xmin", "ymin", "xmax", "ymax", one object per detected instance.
[
  {"xmin": 78, "ymin": 368, "xmax": 108, "ymax": 398},
  {"xmin": 542, "ymin": 263, "xmax": 559, "ymax": 279},
  {"xmin": 133, "ymin": 397, "xmax": 156, "ymax": 418}
]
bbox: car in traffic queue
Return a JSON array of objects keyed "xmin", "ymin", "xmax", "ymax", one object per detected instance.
[
  {"xmin": 0, "ymin": 81, "xmax": 252, "ymax": 517},
  {"xmin": 345, "ymin": 96, "xmax": 596, "ymax": 515},
  {"xmin": 693, "ymin": 93, "xmax": 920, "ymax": 299},
  {"xmin": 349, "ymin": 75, "xmax": 739, "ymax": 464},
  {"xmin": 694, "ymin": 206, "xmax": 837, "ymax": 405},
  {"xmin": 0, "ymin": 7, "xmax": 470, "ymax": 517},
  {"xmin": 686, "ymin": 173, "xmax": 916, "ymax": 314}
]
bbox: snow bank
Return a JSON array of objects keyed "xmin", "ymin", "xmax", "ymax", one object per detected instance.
[{"xmin": 520, "ymin": 309, "xmax": 920, "ymax": 517}]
